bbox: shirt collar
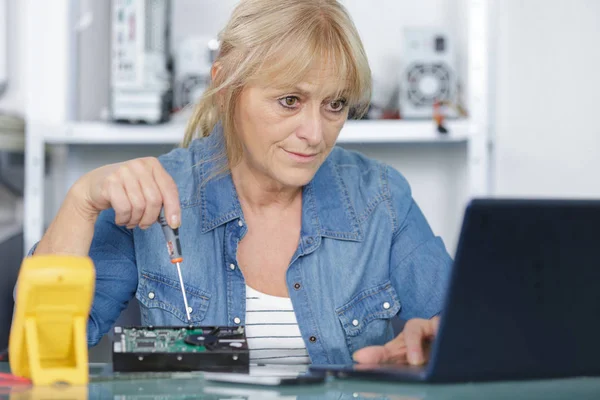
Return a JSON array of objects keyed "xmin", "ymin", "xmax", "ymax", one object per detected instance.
[{"xmin": 196, "ymin": 124, "xmax": 362, "ymax": 241}]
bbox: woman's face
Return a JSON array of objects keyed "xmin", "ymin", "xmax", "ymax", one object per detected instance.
[{"xmin": 233, "ymin": 65, "xmax": 349, "ymax": 189}]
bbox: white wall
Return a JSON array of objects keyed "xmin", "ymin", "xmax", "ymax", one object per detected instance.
[
  {"xmin": 493, "ymin": 0, "xmax": 600, "ymax": 197},
  {"xmin": 341, "ymin": 0, "xmax": 470, "ymax": 103},
  {"xmin": 14, "ymin": 1, "xmax": 600, "ymax": 256},
  {"xmin": 0, "ymin": 0, "xmax": 25, "ymax": 113},
  {"xmin": 62, "ymin": 0, "xmax": 469, "ymax": 255}
]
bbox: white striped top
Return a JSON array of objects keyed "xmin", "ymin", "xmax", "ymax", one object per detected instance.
[{"xmin": 245, "ymin": 285, "xmax": 311, "ymax": 365}]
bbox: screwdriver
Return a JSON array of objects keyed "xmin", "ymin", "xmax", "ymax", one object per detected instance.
[{"xmin": 158, "ymin": 208, "xmax": 192, "ymax": 322}]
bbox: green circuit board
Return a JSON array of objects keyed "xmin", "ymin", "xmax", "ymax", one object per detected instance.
[
  {"xmin": 118, "ymin": 327, "xmax": 208, "ymax": 353},
  {"xmin": 112, "ymin": 326, "xmax": 249, "ymax": 373}
]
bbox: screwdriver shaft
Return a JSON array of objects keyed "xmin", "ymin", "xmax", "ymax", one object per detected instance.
[
  {"xmin": 175, "ymin": 262, "xmax": 192, "ymax": 321},
  {"xmin": 158, "ymin": 208, "xmax": 191, "ymax": 322}
]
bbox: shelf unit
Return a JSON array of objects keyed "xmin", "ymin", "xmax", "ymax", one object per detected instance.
[
  {"xmin": 22, "ymin": 0, "xmax": 492, "ymax": 253},
  {"xmin": 43, "ymin": 119, "xmax": 471, "ymax": 145}
]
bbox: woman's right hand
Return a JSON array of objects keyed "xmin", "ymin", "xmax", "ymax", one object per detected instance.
[{"xmin": 70, "ymin": 157, "xmax": 181, "ymax": 230}]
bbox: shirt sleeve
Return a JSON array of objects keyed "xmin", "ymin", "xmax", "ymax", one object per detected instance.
[
  {"xmin": 22, "ymin": 208, "xmax": 139, "ymax": 347},
  {"xmin": 86, "ymin": 208, "xmax": 138, "ymax": 345},
  {"xmin": 386, "ymin": 166, "xmax": 453, "ymax": 320}
]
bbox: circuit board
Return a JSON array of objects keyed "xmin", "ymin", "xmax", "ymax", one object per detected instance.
[
  {"xmin": 112, "ymin": 326, "xmax": 249, "ymax": 373},
  {"xmin": 117, "ymin": 327, "xmax": 210, "ymax": 353}
]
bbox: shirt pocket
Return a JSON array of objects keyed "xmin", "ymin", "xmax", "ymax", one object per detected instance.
[
  {"xmin": 136, "ymin": 270, "xmax": 211, "ymax": 325},
  {"xmin": 336, "ymin": 280, "xmax": 402, "ymax": 355}
]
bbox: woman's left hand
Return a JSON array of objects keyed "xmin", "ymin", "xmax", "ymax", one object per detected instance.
[{"xmin": 352, "ymin": 316, "xmax": 440, "ymax": 365}]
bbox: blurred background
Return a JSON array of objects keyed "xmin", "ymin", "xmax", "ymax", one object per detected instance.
[{"xmin": 0, "ymin": 0, "xmax": 598, "ymax": 359}]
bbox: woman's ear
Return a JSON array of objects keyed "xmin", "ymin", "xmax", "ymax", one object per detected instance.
[
  {"xmin": 211, "ymin": 62, "xmax": 222, "ymax": 81},
  {"xmin": 211, "ymin": 62, "xmax": 224, "ymax": 111}
]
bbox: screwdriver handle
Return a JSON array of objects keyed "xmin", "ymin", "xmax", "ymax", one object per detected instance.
[{"xmin": 158, "ymin": 208, "xmax": 183, "ymax": 264}]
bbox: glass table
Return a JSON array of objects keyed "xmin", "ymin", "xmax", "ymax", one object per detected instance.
[{"xmin": 2, "ymin": 363, "xmax": 600, "ymax": 399}]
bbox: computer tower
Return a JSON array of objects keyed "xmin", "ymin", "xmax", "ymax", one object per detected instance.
[
  {"xmin": 110, "ymin": 0, "xmax": 172, "ymax": 124},
  {"xmin": 173, "ymin": 35, "xmax": 218, "ymax": 111},
  {"xmin": 399, "ymin": 28, "xmax": 459, "ymax": 119}
]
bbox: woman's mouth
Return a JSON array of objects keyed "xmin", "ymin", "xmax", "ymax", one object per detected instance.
[{"xmin": 283, "ymin": 149, "xmax": 318, "ymax": 163}]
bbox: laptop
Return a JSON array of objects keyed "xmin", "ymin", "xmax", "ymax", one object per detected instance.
[{"xmin": 311, "ymin": 199, "xmax": 600, "ymax": 383}]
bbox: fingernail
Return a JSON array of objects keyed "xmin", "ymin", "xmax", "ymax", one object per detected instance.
[
  {"xmin": 408, "ymin": 351, "xmax": 422, "ymax": 365},
  {"xmin": 170, "ymin": 214, "xmax": 180, "ymax": 228}
]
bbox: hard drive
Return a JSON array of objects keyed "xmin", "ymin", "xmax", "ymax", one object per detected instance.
[{"xmin": 111, "ymin": 325, "xmax": 249, "ymax": 373}]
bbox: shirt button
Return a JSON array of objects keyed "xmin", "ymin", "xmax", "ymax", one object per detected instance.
[
  {"xmin": 383, "ymin": 302, "xmax": 391, "ymax": 310},
  {"xmin": 229, "ymin": 263, "xmax": 236, "ymax": 270},
  {"xmin": 352, "ymin": 319, "xmax": 359, "ymax": 327},
  {"xmin": 187, "ymin": 307, "xmax": 193, "ymax": 314},
  {"xmin": 148, "ymin": 292, "xmax": 155, "ymax": 300},
  {"xmin": 309, "ymin": 336, "xmax": 317, "ymax": 343},
  {"xmin": 293, "ymin": 282, "xmax": 301, "ymax": 290},
  {"xmin": 233, "ymin": 317, "xmax": 241, "ymax": 324},
  {"xmin": 306, "ymin": 237, "xmax": 314, "ymax": 245},
  {"xmin": 238, "ymin": 220, "xmax": 244, "ymax": 227}
]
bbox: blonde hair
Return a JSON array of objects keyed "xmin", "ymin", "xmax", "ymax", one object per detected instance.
[{"xmin": 182, "ymin": 0, "xmax": 372, "ymax": 169}]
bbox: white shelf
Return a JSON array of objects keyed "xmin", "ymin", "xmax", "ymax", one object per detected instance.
[
  {"xmin": 338, "ymin": 120, "xmax": 470, "ymax": 143},
  {"xmin": 42, "ymin": 119, "xmax": 471, "ymax": 145}
]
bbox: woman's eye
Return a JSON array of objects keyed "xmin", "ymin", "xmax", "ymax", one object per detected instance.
[
  {"xmin": 279, "ymin": 96, "xmax": 299, "ymax": 108},
  {"xmin": 328, "ymin": 99, "xmax": 347, "ymax": 112}
]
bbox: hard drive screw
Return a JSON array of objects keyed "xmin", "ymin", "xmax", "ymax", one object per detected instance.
[
  {"xmin": 177, "ymin": 355, "xmax": 183, "ymax": 361},
  {"xmin": 138, "ymin": 356, "xmax": 144, "ymax": 361},
  {"xmin": 233, "ymin": 355, "xmax": 239, "ymax": 361}
]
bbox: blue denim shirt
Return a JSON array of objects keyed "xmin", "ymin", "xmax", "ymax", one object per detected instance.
[{"xmin": 40, "ymin": 125, "xmax": 452, "ymax": 365}]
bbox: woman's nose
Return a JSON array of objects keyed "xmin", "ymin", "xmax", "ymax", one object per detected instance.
[{"xmin": 296, "ymin": 106, "xmax": 324, "ymax": 146}]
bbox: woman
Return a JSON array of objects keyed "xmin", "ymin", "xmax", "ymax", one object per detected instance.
[{"xmin": 32, "ymin": 0, "xmax": 452, "ymax": 366}]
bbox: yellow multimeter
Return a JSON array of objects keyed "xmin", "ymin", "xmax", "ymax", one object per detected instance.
[{"xmin": 8, "ymin": 255, "xmax": 95, "ymax": 386}]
